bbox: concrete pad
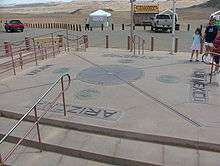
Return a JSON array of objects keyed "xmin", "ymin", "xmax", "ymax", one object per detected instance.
[
  {"xmin": 1, "ymin": 142, "xmax": 114, "ymax": 166},
  {"xmin": 0, "ymin": 47, "xmax": 219, "ymax": 153},
  {"xmin": 2, "ymin": 117, "xmax": 220, "ymax": 166}
]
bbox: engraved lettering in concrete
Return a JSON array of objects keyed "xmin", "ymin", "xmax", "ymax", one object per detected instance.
[
  {"xmin": 190, "ymin": 70, "xmax": 208, "ymax": 104},
  {"xmin": 26, "ymin": 101, "xmax": 121, "ymax": 121}
]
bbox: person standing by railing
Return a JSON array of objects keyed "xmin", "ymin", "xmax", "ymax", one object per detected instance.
[
  {"xmin": 190, "ymin": 28, "xmax": 202, "ymax": 62},
  {"xmin": 211, "ymin": 29, "xmax": 220, "ymax": 74},
  {"xmin": 204, "ymin": 18, "xmax": 218, "ymax": 55}
]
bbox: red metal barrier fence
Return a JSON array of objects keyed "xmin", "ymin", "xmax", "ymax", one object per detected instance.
[{"xmin": 0, "ymin": 30, "xmax": 87, "ymax": 77}]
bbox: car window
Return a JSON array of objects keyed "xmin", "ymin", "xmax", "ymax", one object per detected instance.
[
  {"xmin": 156, "ymin": 15, "xmax": 170, "ymax": 19},
  {"xmin": 9, "ymin": 20, "xmax": 22, "ymax": 24}
]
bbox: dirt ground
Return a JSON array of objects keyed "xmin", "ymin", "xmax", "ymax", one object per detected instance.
[{"xmin": 0, "ymin": 6, "xmax": 217, "ymax": 26}]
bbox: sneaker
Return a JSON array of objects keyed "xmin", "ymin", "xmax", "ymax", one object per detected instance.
[
  {"xmin": 189, "ymin": 59, "xmax": 192, "ymax": 62},
  {"xmin": 196, "ymin": 59, "xmax": 199, "ymax": 62}
]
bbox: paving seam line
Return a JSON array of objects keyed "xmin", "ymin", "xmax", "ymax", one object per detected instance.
[
  {"xmin": 74, "ymin": 54, "xmax": 202, "ymax": 127},
  {"xmin": 0, "ymin": 134, "xmax": 160, "ymax": 166}
]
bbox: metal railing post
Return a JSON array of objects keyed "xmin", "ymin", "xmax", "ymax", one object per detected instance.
[
  {"xmin": 44, "ymin": 47, "xmax": 48, "ymax": 59},
  {"xmin": 19, "ymin": 49, "xmax": 23, "ymax": 69},
  {"xmin": 76, "ymin": 35, "xmax": 79, "ymax": 51},
  {"xmin": 33, "ymin": 39, "xmax": 38, "ymax": 66},
  {"xmin": 142, "ymin": 39, "xmax": 145, "ymax": 55},
  {"xmin": 61, "ymin": 77, "xmax": 67, "ymax": 116},
  {"xmin": 66, "ymin": 29, "xmax": 70, "ymax": 52},
  {"xmin": 4, "ymin": 41, "xmax": 11, "ymax": 57},
  {"xmin": 209, "ymin": 58, "xmax": 214, "ymax": 84},
  {"xmin": 34, "ymin": 106, "xmax": 42, "ymax": 152},
  {"xmin": 40, "ymin": 44, "xmax": 44, "ymax": 60},
  {"xmin": 10, "ymin": 50, "xmax": 16, "ymax": 75},
  {"xmin": 133, "ymin": 35, "xmax": 136, "ymax": 56},
  {"xmin": 0, "ymin": 153, "xmax": 3, "ymax": 166},
  {"xmin": 138, "ymin": 36, "xmax": 141, "ymax": 55},
  {"xmin": 51, "ymin": 33, "xmax": 55, "ymax": 57}
]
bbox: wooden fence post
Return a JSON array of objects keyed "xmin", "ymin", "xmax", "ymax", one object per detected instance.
[
  {"xmin": 187, "ymin": 24, "xmax": 190, "ymax": 31},
  {"xmin": 106, "ymin": 35, "xmax": 109, "ymax": 48},
  {"xmin": 175, "ymin": 38, "xmax": 178, "ymax": 53},
  {"xmin": 151, "ymin": 36, "xmax": 154, "ymax": 51},
  {"xmin": 128, "ymin": 36, "xmax": 131, "ymax": 50},
  {"xmin": 122, "ymin": 24, "xmax": 125, "ymax": 30}
]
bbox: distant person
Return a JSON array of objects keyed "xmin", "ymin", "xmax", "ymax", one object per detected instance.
[
  {"xmin": 204, "ymin": 18, "xmax": 218, "ymax": 54},
  {"xmin": 190, "ymin": 28, "xmax": 202, "ymax": 62},
  {"xmin": 211, "ymin": 29, "xmax": 220, "ymax": 74}
]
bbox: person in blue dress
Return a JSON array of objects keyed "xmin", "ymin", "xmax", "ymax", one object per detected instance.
[{"xmin": 190, "ymin": 28, "xmax": 202, "ymax": 62}]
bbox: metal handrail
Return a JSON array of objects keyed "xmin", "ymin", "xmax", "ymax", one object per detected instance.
[
  {"xmin": 0, "ymin": 73, "xmax": 71, "ymax": 165},
  {"xmin": 202, "ymin": 52, "xmax": 220, "ymax": 67},
  {"xmin": 202, "ymin": 52, "xmax": 220, "ymax": 83},
  {"xmin": 130, "ymin": 34, "xmax": 145, "ymax": 55},
  {"xmin": 0, "ymin": 40, "xmax": 61, "ymax": 75}
]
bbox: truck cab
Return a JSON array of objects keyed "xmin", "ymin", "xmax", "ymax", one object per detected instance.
[{"xmin": 151, "ymin": 12, "xmax": 179, "ymax": 32}]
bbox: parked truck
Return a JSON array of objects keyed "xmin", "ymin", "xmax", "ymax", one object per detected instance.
[{"xmin": 151, "ymin": 10, "xmax": 180, "ymax": 33}]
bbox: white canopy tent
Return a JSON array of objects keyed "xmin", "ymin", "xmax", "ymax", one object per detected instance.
[{"xmin": 88, "ymin": 10, "xmax": 112, "ymax": 27}]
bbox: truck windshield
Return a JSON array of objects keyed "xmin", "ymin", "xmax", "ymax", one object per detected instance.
[
  {"xmin": 9, "ymin": 20, "xmax": 22, "ymax": 24},
  {"xmin": 156, "ymin": 15, "xmax": 170, "ymax": 19}
]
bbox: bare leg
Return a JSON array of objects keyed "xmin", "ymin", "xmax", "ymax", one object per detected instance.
[
  {"xmin": 196, "ymin": 50, "xmax": 199, "ymax": 61},
  {"xmin": 191, "ymin": 50, "xmax": 195, "ymax": 60},
  {"xmin": 205, "ymin": 45, "xmax": 210, "ymax": 55}
]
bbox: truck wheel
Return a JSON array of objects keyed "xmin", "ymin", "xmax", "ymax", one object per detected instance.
[{"xmin": 151, "ymin": 26, "xmax": 154, "ymax": 31}]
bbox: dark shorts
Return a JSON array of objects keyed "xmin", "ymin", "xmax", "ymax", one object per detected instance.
[{"xmin": 214, "ymin": 55, "xmax": 220, "ymax": 64}]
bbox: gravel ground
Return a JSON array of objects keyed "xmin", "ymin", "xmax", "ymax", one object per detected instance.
[{"xmin": 0, "ymin": 26, "xmax": 201, "ymax": 57}]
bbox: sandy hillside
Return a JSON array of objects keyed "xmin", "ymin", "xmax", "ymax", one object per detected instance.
[{"xmin": 0, "ymin": 0, "xmax": 210, "ymax": 14}]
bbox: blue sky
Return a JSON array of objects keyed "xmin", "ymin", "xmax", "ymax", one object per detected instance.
[{"xmin": 1, "ymin": 0, "xmax": 72, "ymax": 5}]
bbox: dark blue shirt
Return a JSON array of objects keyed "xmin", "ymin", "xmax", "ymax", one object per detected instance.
[{"xmin": 205, "ymin": 25, "xmax": 218, "ymax": 43}]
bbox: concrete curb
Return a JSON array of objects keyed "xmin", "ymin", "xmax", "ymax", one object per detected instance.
[
  {"xmin": 1, "ymin": 109, "xmax": 220, "ymax": 153},
  {"xmin": 0, "ymin": 134, "xmax": 160, "ymax": 166}
]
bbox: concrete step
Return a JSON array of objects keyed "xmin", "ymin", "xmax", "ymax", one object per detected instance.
[
  {"xmin": 1, "ymin": 142, "xmax": 114, "ymax": 166},
  {"xmin": 1, "ymin": 109, "xmax": 220, "ymax": 153},
  {"xmin": 1, "ymin": 117, "xmax": 220, "ymax": 166}
]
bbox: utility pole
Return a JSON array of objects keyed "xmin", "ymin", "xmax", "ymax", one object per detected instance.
[
  {"xmin": 171, "ymin": 0, "xmax": 176, "ymax": 55},
  {"xmin": 130, "ymin": 0, "xmax": 135, "ymax": 52}
]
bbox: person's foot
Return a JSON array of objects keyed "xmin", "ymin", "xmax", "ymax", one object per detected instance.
[
  {"xmin": 196, "ymin": 59, "xmax": 199, "ymax": 62},
  {"xmin": 209, "ymin": 71, "xmax": 216, "ymax": 76},
  {"xmin": 189, "ymin": 59, "xmax": 192, "ymax": 62}
]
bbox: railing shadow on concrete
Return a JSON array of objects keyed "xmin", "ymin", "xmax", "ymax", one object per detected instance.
[{"xmin": 0, "ymin": 73, "xmax": 71, "ymax": 166}]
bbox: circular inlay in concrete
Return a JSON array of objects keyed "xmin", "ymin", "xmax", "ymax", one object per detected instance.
[
  {"xmin": 77, "ymin": 65, "xmax": 144, "ymax": 86},
  {"xmin": 76, "ymin": 89, "xmax": 100, "ymax": 100},
  {"xmin": 157, "ymin": 75, "xmax": 179, "ymax": 84},
  {"xmin": 53, "ymin": 67, "xmax": 70, "ymax": 74}
]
